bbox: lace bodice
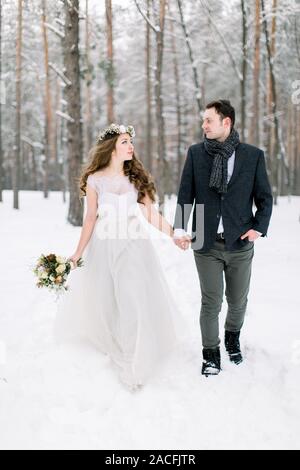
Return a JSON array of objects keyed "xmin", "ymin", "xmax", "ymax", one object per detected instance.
[
  {"xmin": 86, "ymin": 172, "xmax": 139, "ymax": 221},
  {"xmin": 87, "ymin": 173, "xmax": 137, "ymax": 197}
]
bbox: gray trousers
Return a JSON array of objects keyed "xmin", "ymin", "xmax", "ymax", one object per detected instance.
[{"xmin": 193, "ymin": 240, "xmax": 254, "ymax": 349}]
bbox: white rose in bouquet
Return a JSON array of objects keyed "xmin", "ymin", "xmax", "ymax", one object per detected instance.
[{"xmin": 56, "ymin": 264, "xmax": 66, "ymax": 274}]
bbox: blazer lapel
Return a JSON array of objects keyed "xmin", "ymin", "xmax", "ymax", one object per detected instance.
[{"xmin": 227, "ymin": 143, "xmax": 246, "ymax": 189}]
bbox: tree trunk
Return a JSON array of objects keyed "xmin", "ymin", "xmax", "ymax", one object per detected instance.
[
  {"xmin": 31, "ymin": 146, "xmax": 37, "ymax": 191},
  {"xmin": 41, "ymin": 0, "xmax": 54, "ymax": 198},
  {"xmin": 168, "ymin": 1, "xmax": 182, "ymax": 190},
  {"xmin": 85, "ymin": 0, "xmax": 93, "ymax": 154},
  {"xmin": 155, "ymin": 0, "xmax": 169, "ymax": 200},
  {"xmin": 13, "ymin": 0, "xmax": 23, "ymax": 209},
  {"xmin": 261, "ymin": 0, "xmax": 287, "ymax": 201},
  {"xmin": 53, "ymin": 73, "xmax": 60, "ymax": 180},
  {"xmin": 105, "ymin": 0, "xmax": 114, "ymax": 123},
  {"xmin": 295, "ymin": 107, "xmax": 300, "ymax": 194},
  {"xmin": 177, "ymin": 0, "xmax": 203, "ymax": 136},
  {"xmin": 266, "ymin": 0, "xmax": 277, "ymax": 197},
  {"xmin": 58, "ymin": 78, "xmax": 68, "ymax": 202},
  {"xmin": 201, "ymin": 15, "xmax": 211, "ymax": 110},
  {"xmin": 145, "ymin": 0, "xmax": 153, "ymax": 174},
  {"xmin": 63, "ymin": 0, "xmax": 83, "ymax": 226},
  {"xmin": 249, "ymin": 0, "xmax": 260, "ymax": 146},
  {"xmin": 240, "ymin": 0, "xmax": 247, "ymax": 141},
  {"xmin": 134, "ymin": 0, "xmax": 168, "ymax": 198}
]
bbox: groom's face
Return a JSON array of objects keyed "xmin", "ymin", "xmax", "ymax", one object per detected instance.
[{"xmin": 202, "ymin": 107, "xmax": 231, "ymax": 141}]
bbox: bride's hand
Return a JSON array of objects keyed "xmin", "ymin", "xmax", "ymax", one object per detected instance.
[
  {"xmin": 68, "ymin": 253, "xmax": 82, "ymax": 269},
  {"xmin": 173, "ymin": 235, "xmax": 192, "ymax": 250}
]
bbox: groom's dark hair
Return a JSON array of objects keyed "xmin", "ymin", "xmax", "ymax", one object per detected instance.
[{"xmin": 206, "ymin": 99, "xmax": 235, "ymax": 130}]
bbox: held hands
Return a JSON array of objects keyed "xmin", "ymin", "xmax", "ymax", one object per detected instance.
[
  {"xmin": 241, "ymin": 229, "xmax": 261, "ymax": 242},
  {"xmin": 173, "ymin": 229, "xmax": 261, "ymax": 250},
  {"xmin": 173, "ymin": 235, "xmax": 192, "ymax": 251}
]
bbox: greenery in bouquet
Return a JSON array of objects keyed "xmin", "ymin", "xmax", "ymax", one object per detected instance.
[{"xmin": 33, "ymin": 253, "xmax": 84, "ymax": 293}]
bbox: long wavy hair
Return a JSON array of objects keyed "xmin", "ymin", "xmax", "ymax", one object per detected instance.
[{"xmin": 79, "ymin": 134, "xmax": 156, "ymax": 204}]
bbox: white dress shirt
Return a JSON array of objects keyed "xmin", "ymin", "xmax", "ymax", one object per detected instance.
[{"xmin": 217, "ymin": 151, "xmax": 235, "ymax": 233}]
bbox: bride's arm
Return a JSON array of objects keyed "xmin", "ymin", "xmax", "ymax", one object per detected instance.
[
  {"xmin": 69, "ymin": 185, "xmax": 98, "ymax": 264},
  {"xmin": 139, "ymin": 193, "xmax": 174, "ymax": 238}
]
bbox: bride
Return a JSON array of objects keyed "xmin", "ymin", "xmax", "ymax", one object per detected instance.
[{"xmin": 54, "ymin": 123, "xmax": 185, "ymax": 390}]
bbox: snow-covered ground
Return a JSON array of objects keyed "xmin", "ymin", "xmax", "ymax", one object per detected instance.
[{"xmin": 0, "ymin": 190, "xmax": 299, "ymax": 450}]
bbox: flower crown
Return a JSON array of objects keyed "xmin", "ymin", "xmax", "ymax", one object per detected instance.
[{"xmin": 96, "ymin": 123, "xmax": 135, "ymax": 143}]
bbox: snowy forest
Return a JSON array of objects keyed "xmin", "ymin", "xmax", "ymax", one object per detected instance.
[{"xmin": 0, "ymin": 0, "xmax": 300, "ymax": 225}]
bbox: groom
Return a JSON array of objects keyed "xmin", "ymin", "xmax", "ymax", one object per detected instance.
[{"xmin": 173, "ymin": 99, "xmax": 273, "ymax": 376}]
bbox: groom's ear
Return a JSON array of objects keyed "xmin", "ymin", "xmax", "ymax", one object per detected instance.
[{"xmin": 223, "ymin": 116, "xmax": 232, "ymax": 129}]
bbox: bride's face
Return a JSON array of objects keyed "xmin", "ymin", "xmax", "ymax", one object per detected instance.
[{"xmin": 112, "ymin": 133, "xmax": 134, "ymax": 162}]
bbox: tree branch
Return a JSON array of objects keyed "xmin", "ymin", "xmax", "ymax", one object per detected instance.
[
  {"xmin": 133, "ymin": 0, "xmax": 160, "ymax": 34},
  {"xmin": 199, "ymin": 0, "xmax": 243, "ymax": 82}
]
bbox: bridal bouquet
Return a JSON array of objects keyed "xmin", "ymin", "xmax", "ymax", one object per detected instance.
[{"xmin": 33, "ymin": 253, "xmax": 84, "ymax": 294}]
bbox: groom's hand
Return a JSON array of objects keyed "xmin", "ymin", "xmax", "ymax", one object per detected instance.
[
  {"xmin": 173, "ymin": 235, "xmax": 192, "ymax": 250},
  {"xmin": 241, "ymin": 229, "xmax": 261, "ymax": 242}
]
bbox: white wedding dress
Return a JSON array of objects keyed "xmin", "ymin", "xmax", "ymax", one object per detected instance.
[{"xmin": 54, "ymin": 173, "xmax": 184, "ymax": 388}]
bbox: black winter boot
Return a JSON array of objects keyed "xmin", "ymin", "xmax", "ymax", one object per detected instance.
[
  {"xmin": 225, "ymin": 330, "xmax": 243, "ymax": 365},
  {"xmin": 201, "ymin": 347, "xmax": 221, "ymax": 376}
]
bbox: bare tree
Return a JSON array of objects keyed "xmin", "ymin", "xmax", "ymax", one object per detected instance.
[
  {"xmin": 134, "ymin": 0, "xmax": 168, "ymax": 199},
  {"xmin": 261, "ymin": 0, "xmax": 288, "ymax": 202},
  {"xmin": 145, "ymin": 0, "xmax": 153, "ymax": 174},
  {"xmin": 201, "ymin": 15, "xmax": 210, "ymax": 109},
  {"xmin": 41, "ymin": 0, "xmax": 55, "ymax": 198},
  {"xmin": 199, "ymin": 0, "xmax": 243, "ymax": 84},
  {"xmin": 53, "ymin": 71, "xmax": 60, "ymax": 171},
  {"xmin": 106, "ymin": 0, "xmax": 114, "ymax": 123},
  {"xmin": 13, "ymin": 0, "xmax": 23, "ymax": 209},
  {"xmin": 154, "ymin": 0, "xmax": 168, "ymax": 198},
  {"xmin": 168, "ymin": 1, "xmax": 183, "ymax": 187},
  {"xmin": 240, "ymin": 0, "xmax": 248, "ymax": 141},
  {"xmin": 249, "ymin": 0, "xmax": 261, "ymax": 146},
  {"xmin": 177, "ymin": 0, "xmax": 203, "ymax": 132},
  {"xmin": 199, "ymin": 0, "xmax": 245, "ymax": 134},
  {"xmin": 84, "ymin": 0, "xmax": 93, "ymax": 154},
  {"xmin": 63, "ymin": 0, "xmax": 83, "ymax": 225},
  {"xmin": 265, "ymin": 0, "xmax": 277, "ymax": 187},
  {"xmin": 295, "ymin": 106, "xmax": 300, "ymax": 195}
]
